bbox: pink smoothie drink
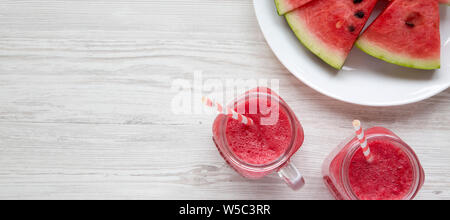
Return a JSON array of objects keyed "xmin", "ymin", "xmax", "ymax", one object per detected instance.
[
  {"xmin": 322, "ymin": 127, "xmax": 424, "ymax": 200},
  {"xmin": 212, "ymin": 88, "xmax": 305, "ymax": 189},
  {"xmin": 349, "ymin": 140, "xmax": 414, "ymax": 200},
  {"xmin": 225, "ymin": 97, "xmax": 293, "ymax": 165}
]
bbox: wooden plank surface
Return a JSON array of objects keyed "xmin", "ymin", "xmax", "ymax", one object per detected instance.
[{"xmin": 0, "ymin": 0, "xmax": 449, "ymax": 200}]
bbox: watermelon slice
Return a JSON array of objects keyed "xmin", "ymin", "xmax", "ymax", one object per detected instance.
[
  {"xmin": 275, "ymin": 0, "xmax": 315, "ymax": 15},
  {"xmin": 285, "ymin": 0, "xmax": 379, "ymax": 69},
  {"xmin": 356, "ymin": 0, "xmax": 441, "ymax": 70}
]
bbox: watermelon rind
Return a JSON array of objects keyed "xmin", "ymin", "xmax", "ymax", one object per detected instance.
[
  {"xmin": 356, "ymin": 37, "xmax": 440, "ymax": 70},
  {"xmin": 275, "ymin": 0, "xmax": 289, "ymax": 15},
  {"xmin": 285, "ymin": 12, "xmax": 345, "ymax": 70},
  {"xmin": 275, "ymin": 0, "xmax": 314, "ymax": 16}
]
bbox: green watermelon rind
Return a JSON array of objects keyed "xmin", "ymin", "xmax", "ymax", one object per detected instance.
[
  {"xmin": 275, "ymin": 0, "xmax": 289, "ymax": 15},
  {"xmin": 285, "ymin": 12, "xmax": 345, "ymax": 70},
  {"xmin": 356, "ymin": 37, "xmax": 440, "ymax": 70}
]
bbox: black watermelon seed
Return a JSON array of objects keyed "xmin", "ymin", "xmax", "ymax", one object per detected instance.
[
  {"xmin": 405, "ymin": 12, "xmax": 421, "ymax": 28},
  {"xmin": 353, "ymin": 0, "xmax": 363, "ymax": 4},
  {"xmin": 348, "ymin": 25, "xmax": 356, "ymax": 32},
  {"xmin": 355, "ymin": 11, "xmax": 365, "ymax": 19},
  {"xmin": 405, "ymin": 21, "xmax": 415, "ymax": 28}
]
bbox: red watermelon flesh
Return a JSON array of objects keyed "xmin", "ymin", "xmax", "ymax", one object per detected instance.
[
  {"xmin": 356, "ymin": 0, "xmax": 440, "ymax": 69},
  {"xmin": 439, "ymin": 0, "xmax": 450, "ymax": 5},
  {"xmin": 286, "ymin": 0, "xmax": 379, "ymax": 69},
  {"xmin": 275, "ymin": 0, "xmax": 315, "ymax": 15}
]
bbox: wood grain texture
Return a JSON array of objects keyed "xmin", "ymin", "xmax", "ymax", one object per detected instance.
[{"xmin": 0, "ymin": 0, "xmax": 449, "ymax": 200}]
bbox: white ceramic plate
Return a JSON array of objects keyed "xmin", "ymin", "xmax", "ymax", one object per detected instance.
[{"xmin": 254, "ymin": 0, "xmax": 450, "ymax": 106}]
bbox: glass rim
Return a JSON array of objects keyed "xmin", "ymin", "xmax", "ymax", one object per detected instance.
[{"xmin": 217, "ymin": 91, "xmax": 302, "ymax": 172}]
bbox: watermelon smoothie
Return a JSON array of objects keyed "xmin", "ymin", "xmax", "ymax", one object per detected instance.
[
  {"xmin": 322, "ymin": 127, "xmax": 425, "ymax": 200},
  {"xmin": 212, "ymin": 88, "xmax": 305, "ymax": 190},
  {"xmin": 225, "ymin": 100, "xmax": 293, "ymax": 165}
]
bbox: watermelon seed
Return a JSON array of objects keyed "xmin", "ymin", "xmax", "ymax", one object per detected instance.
[
  {"xmin": 355, "ymin": 11, "xmax": 365, "ymax": 19},
  {"xmin": 405, "ymin": 12, "xmax": 422, "ymax": 28},
  {"xmin": 348, "ymin": 25, "xmax": 356, "ymax": 32},
  {"xmin": 353, "ymin": 0, "xmax": 363, "ymax": 4},
  {"xmin": 405, "ymin": 21, "xmax": 415, "ymax": 28}
]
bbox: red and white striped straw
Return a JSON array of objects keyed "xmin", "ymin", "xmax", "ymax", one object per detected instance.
[
  {"xmin": 202, "ymin": 96, "xmax": 254, "ymax": 126},
  {"xmin": 352, "ymin": 120, "xmax": 374, "ymax": 162}
]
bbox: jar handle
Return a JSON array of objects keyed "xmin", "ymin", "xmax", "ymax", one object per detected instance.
[{"xmin": 277, "ymin": 161, "xmax": 305, "ymax": 190}]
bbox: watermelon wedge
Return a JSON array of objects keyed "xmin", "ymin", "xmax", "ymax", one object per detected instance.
[
  {"xmin": 275, "ymin": 0, "xmax": 315, "ymax": 15},
  {"xmin": 356, "ymin": 0, "xmax": 441, "ymax": 70},
  {"xmin": 285, "ymin": 0, "xmax": 379, "ymax": 69}
]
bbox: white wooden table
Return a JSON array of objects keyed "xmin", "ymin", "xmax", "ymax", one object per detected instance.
[{"xmin": 0, "ymin": 0, "xmax": 449, "ymax": 200}]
